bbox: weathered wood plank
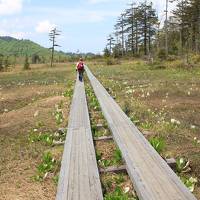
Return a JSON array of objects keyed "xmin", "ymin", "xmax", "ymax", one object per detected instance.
[
  {"xmin": 99, "ymin": 165, "xmax": 127, "ymax": 174},
  {"xmin": 56, "ymin": 76, "xmax": 103, "ymax": 200},
  {"xmin": 94, "ymin": 135, "xmax": 113, "ymax": 141},
  {"xmin": 85, "ymin": 66, "xmax": 197, "ymax": 200},
  {"xmin": 99, "ymin": 159, "xmax": 176, "ymax": 174}
]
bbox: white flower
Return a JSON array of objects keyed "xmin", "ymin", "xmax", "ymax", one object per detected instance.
[
  {"xmin": 126, "ymin": 89, "xmax": 133, "ymax": 94},
  {"xmin": 54, "ymin": 132, "xmax": 60, "ymax": 137},
  {"xmin": 124, "ymin": 186, "xmax": 130, "ymax": 193},
  {"xmin": 194, "ymin": 137, "xmax": 197, "ymax": 141},
  {"xmin": 34, "ymin": 110, "xmax": 39, "ymax": 117},
  {"xmin": 43, "ymin": 172, "xmax": 49, "ymax": 179},
  {"xmin": 171, "ymin": 119, "xmax": 175, "ymax": 123},
  {"xmin": 191, "ymin": 125, "xmax": 196, "ymax": 129},
  {"xmin": 33, "ymin": 129, "xmax": 38, "ymax": 132},
  {"xmin": 171, "ymin": 119, "xmax": 180, "ymax": 125}
]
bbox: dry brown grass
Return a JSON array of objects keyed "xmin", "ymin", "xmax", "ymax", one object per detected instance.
[{"xmin": 0, "ymin": 63, "xmax": 74, "ymax": 200}]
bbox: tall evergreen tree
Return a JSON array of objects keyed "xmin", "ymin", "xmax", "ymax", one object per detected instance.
[{"xmin": 107, "ymin": 34, "xmax": 115, "ymax": 54}]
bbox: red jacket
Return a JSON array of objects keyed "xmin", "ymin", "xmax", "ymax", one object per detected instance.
[{"xmin": 76, "ymin": 61, "xmax": 84, "ymax": 71}]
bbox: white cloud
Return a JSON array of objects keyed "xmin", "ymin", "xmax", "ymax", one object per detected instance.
[
  {"xmin": 31, "ymin": 7, "xmax": 119, "ymax": 24},
  {"xmin": 0, "ymin": 0, "xmax": 23, "ymax": 15},
  {"xmin": 65, "ymin": 10, "xmax": 119, "ymax": 23},
  {"xmin": 47, "ymin": 9, "xmax": 119, "ymax": 24},
  {"xmin": 35, "ymin": 20, "xmax": 56, "ymax": 33}
]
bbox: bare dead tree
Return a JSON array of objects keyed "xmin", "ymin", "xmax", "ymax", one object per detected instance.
[{"xmin": 49, "ymin": 28, "xmax": 61, "ymax": 67}]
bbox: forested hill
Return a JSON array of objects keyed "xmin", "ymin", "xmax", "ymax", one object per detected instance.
[{"xmin": 0, "ymin": 36, "xmax": 64, "ymax": 57}]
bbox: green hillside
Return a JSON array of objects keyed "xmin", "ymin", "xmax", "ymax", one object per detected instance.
[
  {"xmin": 0, "ymin": 36, "xmax": 96, "ymax": 63},
  {"xmin": 0, "ymin": 36, "xmax": 66, "ymax": 58}
]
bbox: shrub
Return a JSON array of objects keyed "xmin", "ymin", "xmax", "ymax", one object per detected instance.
[
  {"xmin": 105, "ymin": 58, "xmax": 120, "ymax": 66},
  {"xmin": 157, "ymin": 49, "xmax": 166, "ymax": 60},
  {"xmin": 106, "ymin": 58, "xmax": 114, "ymax": 65},
  {"xmin": 166, "ymin": 55, "xmax": 178, "ymax": 61},
  {"xmin": 4, "ymin": 56, "xmax": 11, "ymax": 69},
  {"xmin": 191, "ymin": 54, "xmax": 200, "ymax": 64},
  {"xmin": 24, "ymin": 55, "xmax": 30, "ymax": 70}
]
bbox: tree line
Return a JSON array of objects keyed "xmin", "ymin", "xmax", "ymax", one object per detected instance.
[{"xmin": 104, "ymin": 0, "xmax": 200, "ymax": 60}]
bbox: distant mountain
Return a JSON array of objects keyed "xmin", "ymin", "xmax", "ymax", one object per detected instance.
[
  {"xmin": 0, "ymin": 36, "xmax": 97, "ymax": 61},
  {"xmin": 66, "ymin": 52, "xmax": 96, "ymax": 57},
  {"xmin": 0, "ymin": 36, "xmax": 17, "ymax": 42},
  {"xmin": 0, "ymin": 36, "xmax": 64, "ymax": 58}
]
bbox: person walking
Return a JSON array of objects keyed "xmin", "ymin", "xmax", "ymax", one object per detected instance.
[{"xmin": 76, "ymin": 58, "xmax": 85, "ymax": 81}]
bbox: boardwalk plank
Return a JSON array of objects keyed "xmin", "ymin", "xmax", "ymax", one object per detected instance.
[
  {"xmin": 85, "ymin": 66, "xmax": 197, "ymax": 200},
  {"xmin": 56, "ymin": 76, "xmax": 103, "ymax": 200}
]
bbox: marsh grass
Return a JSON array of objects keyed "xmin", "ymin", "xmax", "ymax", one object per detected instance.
[
  {"xmin": 104, "ymin": 186, "xmax": 136, "ymax": 200},
  {"xmin": 101, "ymin": 173, "xmax": 137, "ymax": 200},
  {"xmin": 88, "ymin": 59, "xmax": 200, "ymax": 197},
  {"xmin": 34, "ymin": 152, "xmax": 59, "ymax": 182}
]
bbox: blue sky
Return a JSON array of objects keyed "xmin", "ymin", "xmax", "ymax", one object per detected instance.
[{"xmin": 0, "ymin": 0, "xmax": 176, "ymax": 53}]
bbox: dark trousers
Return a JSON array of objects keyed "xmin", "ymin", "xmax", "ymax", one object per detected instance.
[{"xmin": 78, "ymin": 70, "xmax": 84, "ymax": 81}]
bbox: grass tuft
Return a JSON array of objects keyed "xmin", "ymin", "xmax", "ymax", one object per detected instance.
[{"xmin": 149, "ymin": 136, "xmax": 165, "ymax": 154}]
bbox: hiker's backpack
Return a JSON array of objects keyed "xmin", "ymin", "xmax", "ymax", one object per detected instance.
[{"xmin": 77, "ymin": 62, "xmax": 84, "ymax": 70}]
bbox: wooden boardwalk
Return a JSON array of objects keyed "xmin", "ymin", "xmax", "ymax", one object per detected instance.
[
  {"xmin": 85, "ymin": 66, "xmax": 197, "ymax": 200},
  {"xmin": 56, "ymin": 76, "xmax": 103, "ymax": 200}
]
